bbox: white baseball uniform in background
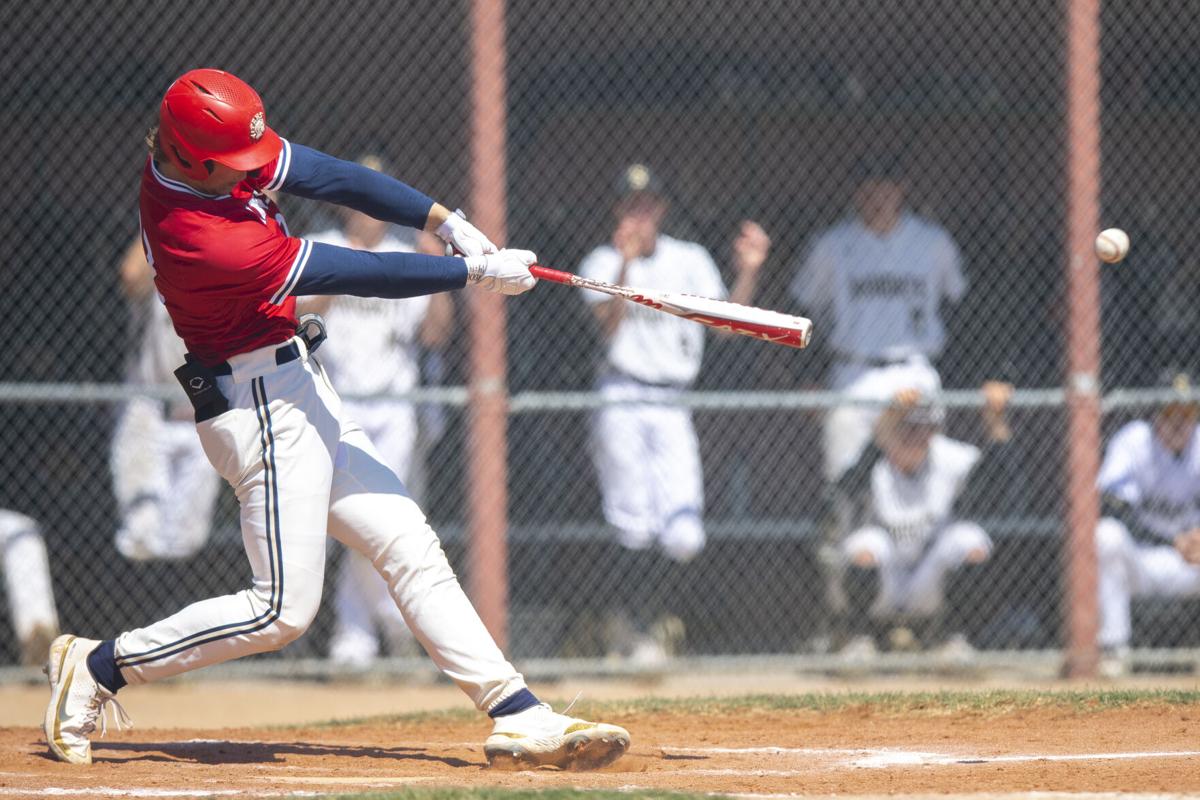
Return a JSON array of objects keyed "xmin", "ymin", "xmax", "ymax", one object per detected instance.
[
  {"xmin": 841, "ymin": 435, "xmax": 991, "ymax": 617},
  {"xmin": 791, "ymin": 212, "xmax": 965, "ymax": 480},
  {"xmin": 306, "ymin": 228, "xmax": 430, "ymax": 665},
  {"xmin": 0, "ymin": 510, "xmax": 60, "ymax": 662},
  {"xmin": 1095, "ymin": 420, "xmax": 1200, "ymax": 649},
  {"xmin": 580, "ymin": 235, "xmax": 726, "ymax": 562},
  {"xmin": 110, "ymin": 296, "xmax": 222, "ymax": 560}
]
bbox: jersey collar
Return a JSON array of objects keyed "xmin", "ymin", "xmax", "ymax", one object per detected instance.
[{"xmin": 150, "ymin": 160, "xmax": 232, "ymax": 201}]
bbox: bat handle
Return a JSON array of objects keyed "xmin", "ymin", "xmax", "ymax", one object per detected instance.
[{"xmin": 529, "ymin": 264, "xmax": 573, "ymax": 285}]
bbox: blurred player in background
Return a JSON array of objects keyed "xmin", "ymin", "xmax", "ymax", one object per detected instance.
[
  {"xmin": 791, "ymin": 152, "xmax": 967, "ymax": 482},
  {"xmin": 579, "ymin": 164, "xmax": 767, "ymax": 662},
  {"xmin": 1095, "ymin": 373, "xmax": 1200, "ymax": 677},
  {"xmin": 302, "ymin": 156, "xmax": 452, "ymax": 667},
  {"xmin": 110, "ymin": 238, "xmax": 221, "ymax": 560},
  {"xmin": 829, "ymin": 381, "xmax": 1013, "ymax": 661},
  {"xmin": 0, "ymin": 510, "xmax": 59, "ymax": 665}
]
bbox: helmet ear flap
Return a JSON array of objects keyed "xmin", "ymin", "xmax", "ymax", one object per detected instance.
[{"xmin": 159, "ymin": 119, "xmax": 209, "ymax": 181}]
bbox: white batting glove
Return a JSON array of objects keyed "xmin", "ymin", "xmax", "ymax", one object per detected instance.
[
  {"xmin": 436, "ymin": 209, "xmax": 498, "ymax": 257},
  {"xmin": 464, "ymin": 249, "xmax": 538, "ymax": 295}
]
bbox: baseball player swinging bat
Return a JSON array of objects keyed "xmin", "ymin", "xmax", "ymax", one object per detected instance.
[{"xmin": 530, "ymin": 265, "xmax": 813, "ymax": 349}]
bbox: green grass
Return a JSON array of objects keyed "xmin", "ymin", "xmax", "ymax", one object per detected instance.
[{"xmin": 307, "ymin": 688, "xmax": 1200, "ymax": 728}]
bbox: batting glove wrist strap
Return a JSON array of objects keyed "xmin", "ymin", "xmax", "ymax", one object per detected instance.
[
  {"xmin": 437, "ymin": 209, "xmax": 498, "ymax": 258},
  {"xmin": 465, "ymin": 250, "xmax": 539, "ymax": 296}
]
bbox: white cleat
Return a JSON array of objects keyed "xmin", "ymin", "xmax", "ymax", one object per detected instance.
[
  {"xmin": 485, "ymin": 702, "xmax": 631, "ymax": 771},
  {"xmin": 43, "ymin": 635, "xmax": 131, "ymax": 765}
]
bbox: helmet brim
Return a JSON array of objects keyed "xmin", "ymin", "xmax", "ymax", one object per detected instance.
[{"xmin": 211, "ymin": 126, "xmax": 283, "ymax": 172}]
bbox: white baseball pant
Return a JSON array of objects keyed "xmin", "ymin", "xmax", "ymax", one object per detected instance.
[
  {"xmin": 111, "ymin": 339, "xmax": 526, "ymax": 711},
  {"xmin": 1095, "ymin": 517, "xmax": 1200, "ymax": 649},
  {"xmin": 330, "ymin": 398, "xmax": 419, "ymax": 663},
  {"xmin": 0, "ymin": 511, "xmax": 59, "ymax": 645},
  {"xmin": 111, "ymin": 396, "xmax": 222, "ymax": 560},
  {"xmin": 841, "ymin": 521, "xmax": 992, "ymax": 617},
  {"xmin": 591, "ymin": 374, "xmax": 705, "ymax": 562},
  {"xmin": 824, "ymin": 354, "xmax": 942, "ymax": 481}
]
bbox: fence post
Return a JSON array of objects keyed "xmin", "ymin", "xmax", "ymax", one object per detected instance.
[
  {"xmin": 466, "ymin": 0, "xmax": 510, "ymax": 648},
  {"xmin": 1063, "ymin": 0, "xmax": 1102, "ymax": 678}
]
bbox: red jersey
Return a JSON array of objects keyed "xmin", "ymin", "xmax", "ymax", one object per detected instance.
[{"xmin": 138, "ymin": 140, "xmax": 309, "ymax": 366}]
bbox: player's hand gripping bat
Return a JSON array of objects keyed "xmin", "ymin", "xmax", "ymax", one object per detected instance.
[{"xmin": 530, "ymin": 265, "xmax": 813, "ymax": 349}]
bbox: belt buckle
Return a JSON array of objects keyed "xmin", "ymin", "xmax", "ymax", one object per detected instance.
[{"xmin": 296, "ymin": 313, "xmax": 327, "ymax": 354}]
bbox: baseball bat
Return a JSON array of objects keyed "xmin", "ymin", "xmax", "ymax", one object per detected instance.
[{"xmin": 530, "ymin": 265, "xmax": 813, "ymax": 349}]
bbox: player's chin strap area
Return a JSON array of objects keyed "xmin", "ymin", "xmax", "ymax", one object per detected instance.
[{"xmin": 173, "ymin": 314, "xmax": 328, "ymax": 423}]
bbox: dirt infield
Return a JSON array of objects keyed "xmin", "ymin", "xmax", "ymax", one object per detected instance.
[{"xmin": 4, "ymin": 699, "xmax": 1200, "ymax": 798}]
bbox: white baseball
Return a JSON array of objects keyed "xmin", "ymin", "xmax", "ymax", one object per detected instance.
[{"xmin": 1095, "ymin": 228, "xmax": 1130, "ymax": 263}]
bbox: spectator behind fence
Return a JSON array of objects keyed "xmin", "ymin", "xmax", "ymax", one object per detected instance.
[
  {"xmin": 829, "ymin": 381, "xmax": 1013, "ymax": 661},
  {"xmin": 0, "ymin": 510, "xmax": 60, "ymax": 665},
  {"xmin": 302, "ymin": 158, "xmax": 453, "ymax": 668},
  {"xmin": 579, "ymin": 164, "xmax": 767, "ymax": 663},
  {"xmin": 110, "ymin": 238, "xmax": 222, "ymax": 561},
  {"xmin": 790, "ymin": 152, "xmax": 967, "ymax": 482},
  {"xmin": 1095, "ymin": 373, "xmax": 1200, "ymax": 677}
]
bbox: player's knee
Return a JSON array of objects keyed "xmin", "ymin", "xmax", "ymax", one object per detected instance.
[
  {"xmin": 266, "ymin": 592, "xmax": 323, "ymax": 649},
  {"xmin": 842, "ymin": 527, "xmax": 889, "ymax": 567},
  {"xmin": 1096, "ymin": 518, "xmax": 1129, "ymax": 562},
  {"xmin": 661, "ymin": 510, "xmax": 705, "ymax": 562}
]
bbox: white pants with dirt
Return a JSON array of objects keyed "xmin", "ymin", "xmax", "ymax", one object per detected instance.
[
  {"xmin": 330, "ymin": 398, "xmax": 419, "ymax": 663},
  {"xmin": 1095, "ymin": 517, "xmax": 1200, "ymax": 649},
  {"xmin": 111, "ymin": 338, "xmax": 526, "ymax": 711},
  {"xmin": 841, "ymin": 521, "xmax": 991, "ymax": 617},
  {"xmin": 0, "ymin": 511, "xmax": 59, "ymax": 645},
  {"xmin": 591, "ymin": 374, "xmax": 704, "ymax": 562},
  {"xmin": 110, "ymin": 396, "xmax": 222, "ymax": 560}
]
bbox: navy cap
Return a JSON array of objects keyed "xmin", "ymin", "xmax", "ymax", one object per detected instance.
[{"xmin": 617, "ymin": 163, "xmax": 665, "ymax": 199}]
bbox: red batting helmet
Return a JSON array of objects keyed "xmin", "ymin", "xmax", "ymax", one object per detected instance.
[{"xmin": 157, "ymin": 68, "xmax": 282, "ymax": 181}]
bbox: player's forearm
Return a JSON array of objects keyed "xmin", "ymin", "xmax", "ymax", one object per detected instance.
[
  {"xmin": 281, "ymin": 143, "xmax": 436, "ymax": 230},
  {"xmin": 593, "ymin": 298, "xmax": 626, "ymax": 338},
  {"xmin": 728, "ymin": 271, "xmax": 759, "ymax": 308},
  {"xmin": 292, "ymin": 242, "xmax": 466, "ymax": 300}
]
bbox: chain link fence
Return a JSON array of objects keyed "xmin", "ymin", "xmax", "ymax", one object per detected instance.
[{"xmin": 2, "ymin": 0, "xmax": 1198, "ymax": 679}]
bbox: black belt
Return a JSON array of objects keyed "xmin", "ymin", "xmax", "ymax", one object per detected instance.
[
  {"xmin": 211, "ymin": 340, "xmax": 302, "ymax": 376},
  {"xmin": 835, "ymin": 352, "xmax": 912, "ymax": 369}
]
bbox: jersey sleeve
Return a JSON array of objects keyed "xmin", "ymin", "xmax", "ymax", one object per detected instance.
[
  {"xmin": 1097, "ymin": 422, "xmax": 1146, "ymax": 503},
  {"xmin": 935, "ymin": 229, "xmax": 967, "ymax": 303},
  {"xmin": 274, "ymin": 142, "xmax": 434, "ymax": 230},
  {"xmin": 790, "ymin": 232, "xmax": 836, "ymax": 312},
  {"xmin": 577, "ymin": 247, "xmax": 620, "ymax": 306}
]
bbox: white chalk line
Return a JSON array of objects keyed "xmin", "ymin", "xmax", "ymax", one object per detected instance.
[{"xmin": 660, "ymin": 744, "xmax": 1200, "ymax": 770}]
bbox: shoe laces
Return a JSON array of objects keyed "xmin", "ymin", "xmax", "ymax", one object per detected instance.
[{"xmin": 80, "ymin": 693, "xmax": 132, "ymax": 738}]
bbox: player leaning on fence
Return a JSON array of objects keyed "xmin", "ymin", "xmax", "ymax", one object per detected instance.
[{"xmin": 43, "ymin": 68, "xmax": 630, "ymax": 771}]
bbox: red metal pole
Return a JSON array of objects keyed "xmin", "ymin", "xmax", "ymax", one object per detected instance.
[
  {"xmin": 466, "ymin": 0, "xmax": 509, "ymax": 648},
  {"xmin": 1063, "ymin": 0, "xmax": 1103, "ymax": 678}
]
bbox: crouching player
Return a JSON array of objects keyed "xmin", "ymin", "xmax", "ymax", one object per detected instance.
[{"xmin": 830, "ymin": 382, "xmax": 1013, "ymax": 659}]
